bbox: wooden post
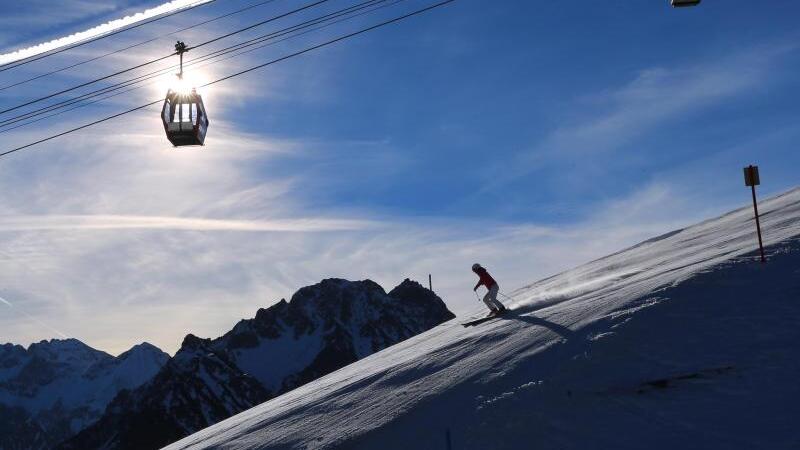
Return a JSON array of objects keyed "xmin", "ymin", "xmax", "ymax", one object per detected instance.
[{"xmin": 743, "ymin": 165, "xmax": 766, "ymax": 263}]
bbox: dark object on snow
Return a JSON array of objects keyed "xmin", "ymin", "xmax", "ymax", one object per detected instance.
[{"xmin": 636, "ymin": 366, "xmax": 735, "ymax": 393}]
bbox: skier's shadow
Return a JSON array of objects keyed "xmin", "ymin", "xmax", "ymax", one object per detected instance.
[{"xmin": 499, "ymin": 309, "xmax": 575, "ymax": 340}]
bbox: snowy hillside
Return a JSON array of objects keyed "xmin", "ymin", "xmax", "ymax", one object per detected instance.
[
  {"xmin": 62, "ymin": 278, "xmax": 454, "ymax": 450},
  {"xmin": 0, "ymin": 339, "xmax": 168, "ymax": 449},
  {"xmin": 166, "ymin": 187, "xmax": 800, "ymax": 450}
]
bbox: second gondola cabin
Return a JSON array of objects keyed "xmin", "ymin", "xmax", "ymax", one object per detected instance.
[
  {"xmin": 671, "ymin": 0, "xmax": 700, "ymax": 6},
  {"xmin": 161, "ymin": 88, "xmax": 209, "ymax": 146}
]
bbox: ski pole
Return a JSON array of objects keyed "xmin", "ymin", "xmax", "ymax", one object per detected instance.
[
  {"xmin": 498, "ymin": 291, "xmax": 515, "ymax": 307},
  {"xmin": 474, "ymin": 290, "xmax": 482, "ymax": 302}
]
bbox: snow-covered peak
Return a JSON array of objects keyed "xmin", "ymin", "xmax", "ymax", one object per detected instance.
[
  {"xmin": 28, "ymin": 337, "xmax": 90, "ymax": 352},
  {"xmin": 286, "ymin": 278, "xmax": 388, "ymax": 321},
  {"xmin": 103, "ymin": 342, "xmax": 169, "ymax": 392},
  {"xmin": 118, "ymin": 342, "xmax": 164, "ymax": 359},
  {"xmin": 216, "ymin": 277, "xmax": 455, "ymax": 392},
  {"xmin": 27, "ymin": 338, "xmax": 110, "ymax": 367}
]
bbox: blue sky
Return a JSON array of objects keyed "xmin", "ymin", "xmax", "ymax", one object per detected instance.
[{"xmin": 0, "ymin": 0, "xmax": 798, "ymax": 354}]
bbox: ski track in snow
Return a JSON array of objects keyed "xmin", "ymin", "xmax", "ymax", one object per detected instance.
[{"xmin": 164, "ymin": 188, "xmax": 800, "ymax": 450}]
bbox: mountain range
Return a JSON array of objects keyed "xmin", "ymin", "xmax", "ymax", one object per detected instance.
[
  {"xmin": 0, "ymin": 277, "xmax": 452, "ymax": 449},
  {"xmin": 0, "ymin": 339, "xmax": 168, "ymax": 450}
]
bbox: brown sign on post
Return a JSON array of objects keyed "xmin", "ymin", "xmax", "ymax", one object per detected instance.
[
  {"xmin": 744, "ymin": 165, "xmax": 760, "ymax": 186},
  {"xmin": 743, "ymin": 165, "xmax": 765, "ymax": 263}
]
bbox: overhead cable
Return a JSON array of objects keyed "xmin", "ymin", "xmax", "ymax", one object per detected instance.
[
  {"xmin": 0, "ymin": 0, "xmax": 280, "ymax": 92},
  {"xmin": 0, "ymin": 0, "xmax": 457, "ymax": 159},
  {"xmin": 0, "ymin": 0, "xmax": 333, "ymax": 116},
  {"xmin": 0, "ymin": 0, "xmax": 405, "ymax": 134},
  {"xmin": 0, "ymin": 0, "xmax": 391, "ymax": 128}
]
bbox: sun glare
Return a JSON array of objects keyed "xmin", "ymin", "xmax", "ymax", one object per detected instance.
[
  {"xmin": 155, "ymin": 69, "xmax": 207, "ymax": 97},
  {"xmin": 172, "ymin": 77, "xmax": 194, "ymax": 95}
]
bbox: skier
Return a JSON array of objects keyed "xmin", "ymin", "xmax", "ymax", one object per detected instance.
[{"xmin": 472, "ymin": 263, "xmax": 506, "ymax": 315}]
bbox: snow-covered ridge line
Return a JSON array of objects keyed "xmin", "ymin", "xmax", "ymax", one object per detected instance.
[
  {"xmin": 165, "ymin": 186, "xmax": 800, "ymax": 450},
  {"xmin": 506, "ymin": 186, "xmax": 800, "ymax": 315}
]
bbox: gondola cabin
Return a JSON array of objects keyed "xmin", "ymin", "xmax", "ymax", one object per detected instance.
[
  {"xmin": 670, "ymin": 0, "xmax": 700, "ymax": 6},
  {"xmin": 161, "ymin": 88, "xmax": 209, "ymax": 146}
]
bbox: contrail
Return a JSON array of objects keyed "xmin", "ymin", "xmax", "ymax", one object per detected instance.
[
  {"xmin": 0, "ymin": 0, "xmax": 214, "ymax": 65},
  {"xmin": 0, "ymin": 294, "xmax": 70, "ymax": 339}
]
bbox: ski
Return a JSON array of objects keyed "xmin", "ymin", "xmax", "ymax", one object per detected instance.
[{"xmin": 461, "ymin": 309, "xmax": 508, "ymax": 327}]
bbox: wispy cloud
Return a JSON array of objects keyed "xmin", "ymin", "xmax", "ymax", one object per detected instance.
[
  {"xmin": 0, "ymin": 215, "xmax": 376, "ymax": 232},
  {"xmin": 480, "ymin": 41, "xmax": 798, "ymax": 194},
  {"xmin": 0, "ymin": 0, "xmax": 213, "ymax": 65}
]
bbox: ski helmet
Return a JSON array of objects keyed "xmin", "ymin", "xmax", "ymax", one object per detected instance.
[{"xmin": 472, "ymin": 263, "xmax": 481, "ymax": 271}]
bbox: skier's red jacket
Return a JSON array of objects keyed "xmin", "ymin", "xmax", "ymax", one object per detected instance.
[{"xmin": 474, "ymin": 268, "xmax": 497, "ymax": 290}]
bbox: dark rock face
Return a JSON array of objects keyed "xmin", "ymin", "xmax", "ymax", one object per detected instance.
[
  {"xmin": 0, "ymin": 403, "xmax": 50, "ymax": 450},
  {"xmin": 62, "ymin": 278, "xmax": 454, "ymax": 450},
  {"xmin": 0, "ymin": 339, "xmax": 169, "ymax": 450},
  {"xmin": 0, "ymin": 343, "xmax": 27, "ymax": 369}
]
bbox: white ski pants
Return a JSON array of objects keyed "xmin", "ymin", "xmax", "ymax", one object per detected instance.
[{"xmin": 483, "ymin": 284, "xmax": 504, "ymax": 311}]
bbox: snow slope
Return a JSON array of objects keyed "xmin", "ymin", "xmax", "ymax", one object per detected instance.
[{"xmin": 166, "ymin": 187, "xmax": 800, "ymax": 450}]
